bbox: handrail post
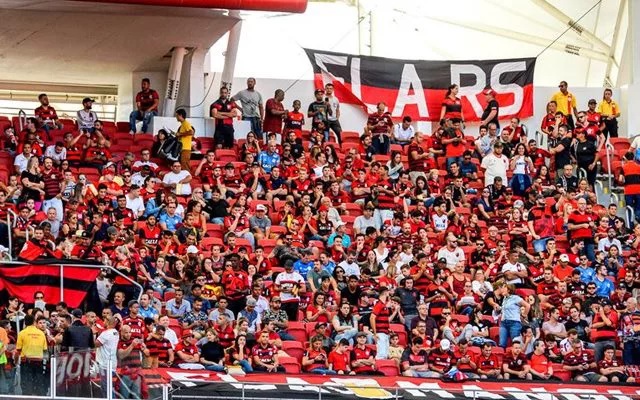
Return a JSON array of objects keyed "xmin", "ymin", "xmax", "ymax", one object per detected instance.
[
  {"xmin": 18, "ymin": 109, "xmax": 26, "ymax": 132},
  {"xmin": 6, "ymin": 209, "xmax": 17, "ymax": 259},
  {"xmin": 50, "ymin": 355, "xmax": 57, "ymax": 399},
  {"xmin": 59, "ymin": 264, "xmax": 64, "ymax": 303},
  {"xmin": 606, "ymin": 141, "xmax": 614, "ymax": 203}
]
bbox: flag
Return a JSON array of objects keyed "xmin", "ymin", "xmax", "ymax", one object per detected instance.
[
  {"xmin": 0, "ymin": 262, "xmax": 100, "ymax": 308},
  {"xmin": 304, "ymin": 48, "xmax": 536, "ymax": 122}
]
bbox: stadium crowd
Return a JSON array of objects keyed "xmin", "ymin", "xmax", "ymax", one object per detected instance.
[{"xmin": 0, "ymin": 77, "xmax": 639, "ymax": 397}]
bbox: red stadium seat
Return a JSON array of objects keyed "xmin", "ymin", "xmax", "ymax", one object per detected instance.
[
  {"xmin": 282, "ymin": 341, "xmax": 305, "ymax": 362},
  {"xmin": 278, "ymin": 356, "xmax": 301, "ymax": 374},
  {"xmin": 215, "ymin": 149, "xmax": 238, "ymax": 162},
  {"xmin": 375, "ymin": 359, "xmax": 400, "ymax": 376},
  {"xmin": 389, "ymin": 324, "xmax": 408, "ymax": 346},
  {"xmin": 286, "ymin": 321, "xmax": 308, "ymax": 343}
]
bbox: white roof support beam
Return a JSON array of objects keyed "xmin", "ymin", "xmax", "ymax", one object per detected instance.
[
  {"xmin": 427, "ymin": 17, "xmax": 610, "ymax": 62},
  {"xmin": 605, "ymin": 0, "xmax": 627, "ymax": 86},
  {"xmin": 530, "ymin": 0, "xmax": 611, "ymax": 53}
]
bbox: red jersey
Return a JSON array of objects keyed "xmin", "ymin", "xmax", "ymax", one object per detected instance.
[
  {"xmin": 136, "ymin": 89, "xmax": 159, "ymax": 111},
  {"xmin": 567, "ymin": 211, "xmax": 594, "ymax": 241},
  {"xmin": 284, "ymin": 111, "xmax": 305, "ymax": 137},
  {"xmin": 372, "ymin": 301, "xmax": 391, "ymax": 334},
  {"xmin": 122, "ymin": 316, "xmax": 146, "ymax": 339},
  {"xmin": 328, "ymin": 350, "xmax": 350, "ymax": 372},
  {"xmin": 350, "ymin": 346, "xmax": 376, "ymax": 373}
]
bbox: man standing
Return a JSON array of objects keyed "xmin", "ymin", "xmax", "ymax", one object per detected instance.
[
  {"xmin": 551, "ymin": 81, "xmax": 579, "ymax": 130},
  {"xmin": 370, "ymin": 287, "xmax": 392, "ymax": 360},
  {"xmin": 16, "ymin": 315, "xmax": 48, "ymax": 396},
  {"xmin": 175, "ymin": 109, "xmax": 194, "ymax": 172},
  {"xmin": 232, "ymin": 78, "xmax": 264, "ymax": 139},
  {"xmin": 210, "ymin": 86, "xmax": 238, "ymax": 149},
  {"xmin": 621, "ymin": 151, "xmax": 640, "ymax": 222},
  {"xmin": 129, "ymin": 78, "xmax": 159, "ymax": 134},
  {"xmin": 480, "ymin": 89, "xmax": 499, "ymax": 129},
  {"xmin": 366, "ymin": 102, "xmax": 393, "ymax": 155},
  {"xmin": 263, "ymin": 89, "xmax": 287, "ymax": 135},
  {"xmin": 481, "ymin": 142, "xmax": 509, "ymax": 187},
  {"xmin": 61, "ymin": 309, "xmax": 94, "ymax": 352},
  {"xmin": 324, "ymin": 83, "xmax": 342, "ymax": 144}
]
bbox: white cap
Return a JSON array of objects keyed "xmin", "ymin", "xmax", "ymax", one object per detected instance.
[
  {"xmin": 513, "ymin": 200, "xmax": 524, "ymax": 208},
  {"xmin": 440, "ymin": 339, "xmax": 451, "ymax": 350},
  {"xmin": 187, "ymin": 245, "xmax": 199, "ymax": 254},
  {"xmin": 559, "ymin": 254, "xmax": 570, "ymax": 262},
  {"xmin": 256, "ymin": 204, "xmax": 267, "ymax": 212}
]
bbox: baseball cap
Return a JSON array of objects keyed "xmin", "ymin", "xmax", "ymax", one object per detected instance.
[
  {"xmin": 182, "ymin": 329, "xmax": 193, "ymax": 338},
  {"xmin": 559, "ymin": 254, "xmax": 570, "ymax": 262},
  {"xmin": 315, "ymin": 322, "xmax": 328, "ymax": 329},
  {"xmin": 82, "ymin": 97, "xmax": 95, "ymax": 104},
  {"xmin": 618, "ymin": 282, "xmax": 627, "ymax": 290},
  {"xmin": 256, "ymin": 204, "xmax": 267, "ymax": 212},
  {"xmin": 71, "ymin": 309, "xmax": 83, "ymax": 319},
  {"xmin": 483, "ymin": 88, "xmax": 496, "ymax": 96},
  {"xmin": 318, "ymin": 205, "xmax": 329, "ymax": 212},
  {"xmin": 314, "ymin": 88, "xmax": 325, "ymax": 94},
  {"xmin": 106, "ymin": 226, "xmax": 118, "ymax": 236},
  {"xmin": 514, "ymin": 200, "xmax": 524, "ymax": 208},
  {"xmin": 438, "ymin": 257, "xmax": 447, "ymax": 263},
  {"xmin": 186, "ymin": 245, "xmax": 199, "ymax": 254},
  {"xmin": 246, "ymin": 298, "xmax": 257, "ymax": 307},
  {"xmin": 356, "ymin": 331, "xmax": 368, "ymax": 338},
  {"xmin": 440, "ymin": 339, "xmax": 451, "ymax": 350},
  {"xmin": 225, "ymin": 162, "xmax": 235, "ymax": 169},
  {"xmin": 588, "ymin": 98, "xmax": 597, "ymax": 104}
]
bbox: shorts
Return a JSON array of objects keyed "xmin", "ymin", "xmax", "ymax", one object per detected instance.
[{"xmin": 582, "ymin": 372, "xmax": 603, "ymax": 382}]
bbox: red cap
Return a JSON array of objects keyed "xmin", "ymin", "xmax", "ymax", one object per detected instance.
[
  {"xmin": 483, "ymin": 88, "xmax": 496, "ymax": 96},
  {"xmin": 318, "ymin": 205, "xmax": 329, "ymax": 212},
  {"xmin": 182, "ymin": 329, "xmax": 193, "ymax": 338}
]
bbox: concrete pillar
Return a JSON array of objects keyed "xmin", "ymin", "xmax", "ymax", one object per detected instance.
[
  {"xmin": 162, "ymin": 46, "xmax": 187, "ymax": 117},
  {"xmin": 620, "ymin": 0, "xmax": 640, "ymax": 137},
  {"xmin": 221, "ymin": 11, "xmax": 242, "ymax": 93}
]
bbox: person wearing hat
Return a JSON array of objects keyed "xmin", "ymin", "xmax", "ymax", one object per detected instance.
[
  {"xmin": 550, "ymin": 81, "xmax": 578, "ymax": 130},
  {"xmin": 174, "ymin": 329, "xmax": 205, "ymax": 370},
  {"xmin": 425, "ymin": 338, "xmax": 455, "ymax": 378},
  {"xmin": 308, "ymin": 88, "xmax": 331, "ymax": 141},
  {"xmin": 249, "ymin": 204, "xmax": 272, "ymax": 242},
  {"xmin": 350, "ymin": 331, "xmax": 379, "ymax": 375},
  {"xmin": 76, "ymin": 97, "xmax": 98, "ymax": 133},
  {"xmin": 590, "ymin": 298, "xmax": 618, "ymax": 363},
  {"xmin": 481, "ymin": 141, "xmax": 509, "ymax": 188},
  {"xmin": 479, "ymin": 88, "xmax": 499, "ymax": 128},
  {"xmin": 60, "ymin": 309, "xmax": 94, "ymax": 352}
]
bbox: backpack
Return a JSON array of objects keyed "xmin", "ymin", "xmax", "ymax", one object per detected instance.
[{"xmin": 157, "ymin": 130, "xmax": 183, "ymax": 162}]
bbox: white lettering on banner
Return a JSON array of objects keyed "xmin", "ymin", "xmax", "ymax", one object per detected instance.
[
  {"xmin": 314, "ymin": 53, "xmax": 348, "ymax": 87},
  {"xmin": 286, "ymin": 377, "xmax": 331, "ymax": 394},
  {"xmin": 396, "ymin": 381, "xmax": 456, "ymax": 398},
  {"xmin": 504, "ymin": 387, "xmax": 557, "ymax": 400},
  {"xmin": 604, "ymin": 389, "xmax": 636, "ymax": 400},
  {"xmin": 349, "ymin": 57, "xmax": 377, "ymax": 113},
  {"xmin": 491, "ymin": 61, "xmax": 526, "ymax": 116},
  {"xmin": 218, "ymin": 372, "xmax": 278, "ymax": 390},
  {"xmin": 556, "ymin": 389, "xmax": 608, "ymax": 400},
  {"xmin": 463, "ymin": 385, "xmax": 505, "ymax": 400},
  {"xmin": 56, "ymin": 351, "xmax": 92, "ymax": 385},
  {"xmin": 165, "ymin": 371, "xmax": 210, "ymax": 387},
  {"xmin": 451, "ymin": 64, "xmax": 486, "ymax": 117},
  {"xmin": 392, "ymin": 63, "xmax": 429, "ymax": 119}
]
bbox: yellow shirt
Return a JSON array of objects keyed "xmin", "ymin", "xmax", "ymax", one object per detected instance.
[
  {"xmin": 16, "ymin": 325, "xmax": 47, "ymax": 359},
  {"xmin": 597, "ymin": 100, "xmax": 619, "ymax": 117},
  {"xmin": 178, "ymin": 120, "xmax": 194, "ymax": 150},
  {"xmin": 550, "ymin": 91, "xmax": 577, "ymax": 116}
]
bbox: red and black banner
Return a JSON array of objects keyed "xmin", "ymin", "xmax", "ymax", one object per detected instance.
[
  {"xmin": 167, "ymin": 371, "xmax": 640, "ymax": 400},
  {"xmin": 0, "ymin": 262, "xmax": 100, "ymax": 308},
  {"xmin": 304, "ymin": 48, "xmax": 536, "ymax": 122}
]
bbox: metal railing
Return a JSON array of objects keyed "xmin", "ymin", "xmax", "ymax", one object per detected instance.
[
  {"xmin": 604, "ymin": 140, "xmax": 615, "ymax": 204},
  {"xmin": 6, "ymin": 208, "xmax": 17, "ymax": 260},
  {"xmin": 17, "ymin": 109, "xmax": 26, "ymax": 132}
]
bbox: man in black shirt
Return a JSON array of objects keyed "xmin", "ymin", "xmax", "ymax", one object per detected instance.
[
  {"xmin": 573, "ymin": 127, "xmax": 599, "ymax": 186},
  {"xmin": 555, "ymin": 164, "xmax": 579, "ymax": 194},
  {"xmin": 340, "ymin": 275, "xmax": 362, "ymax": 306},
  {"xmin": 549, "ymin": 124, "xmax": 573, "ymax": 178},
  {"xmin": 480, "ymin": 89, "xmax": 499, "ymax": 129}
]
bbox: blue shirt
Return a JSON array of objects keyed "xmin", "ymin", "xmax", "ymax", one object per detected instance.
[
  {"xmin": 320, "ymin": 261, "xmax": 336, "ymax": 275},
  {"xmin": 501, "ymin": 294, "xmax": 523, "ymax": 322},
  {"xmin": 139, "ymin": 305, "xmax": 159, "ymax": 320},
  {"xmin": 327, "ymin": 233, "xmax": 351, "ymax": 248},
  {"xmin": 575, "ymin": 266, "xmax": 595, "ymax": 284},
  {"xmin": 159, "ymin": 212, "xmax": 182, "ymax": 231},
  {"xmin": 592, "ymin": 276, "xmax": 614, "ymax": 298},
  {"xmin": 460, "ymin": 160, "xmax": 477, "ymax": 176},
  {"xmin": 293, "ymin": 260, "xmax": 314, "ymax": 279},
  {"xmin": 257, "ymin": 151, "xmax": 281, "ymax": 173}
]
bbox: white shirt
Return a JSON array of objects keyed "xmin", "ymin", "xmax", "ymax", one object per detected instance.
[
  {"xmin": 437, "ymin": 246, "xmax": 465, "ymax": 270},
  {"xmin": 597, "ymin": 237, "xmax": 622, "ymax": 252},
  {"xmin": 126, "ymin": 194, "xmax": 145, "ymax": 216},
  {"xmin": 339, "ymin": 260, "xmax": 360, "ymax": 277},
  {"xmin": 354, "ymin": 215, "xmax": 380, "ymax": 234},
  {"xmin": 394, "ymin": 124, "xmax": 415, "ymax": 142},
  {"xmin": 501, "ymin": 261, "xmax": 526, "ymax": 285},
  {"xmin": 326, "ymin": 94, "xmax": 340, "ymax": 122},
  {"xmin": 275, "ymin": 271, "xmax": 305, "ymax": 302},
  {"xmin": 96, "ymin": 328, "xmax": 119, "ymax": 370},
  {"xmin": 162, "ymin": 170, "xmax": 192, "ymax": 195},
  {"xmin": 481, "ymin": 153, "xmax": 509, "ymax": 187},
  {"xmin": 164, "ymin": 327, "xmax": 178, "ymax": 348},
  {"xmin": 13, "ymin": 153, "xmax": 30, "ymax": 173},
  {"xmin": 44, "ymin": 145, "xmax": 66, "ymax": 163}
]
